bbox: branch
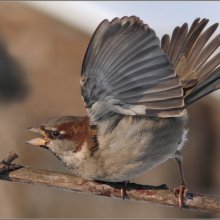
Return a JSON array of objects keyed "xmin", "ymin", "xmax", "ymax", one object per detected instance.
[
  {"xmin": 0, "ymin": 152, "xmax": 23, "ymax": 173},
  {"xmin": 0, "ymin": 152, "xmax": 220, "ymax": 214}
]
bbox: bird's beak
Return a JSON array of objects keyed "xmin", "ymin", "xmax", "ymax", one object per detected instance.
[{"xmin": 26, "ymin": 127, "xmax": 48, "ymax": 147}]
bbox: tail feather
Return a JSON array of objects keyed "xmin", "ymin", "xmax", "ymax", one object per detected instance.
[
  {"xmin": 161, "ymin": 18, "xmax": 220, "ymax": 107},
  {"xmin": 185, "ymin": 66, "xmax": 220, "ymax": 105}
]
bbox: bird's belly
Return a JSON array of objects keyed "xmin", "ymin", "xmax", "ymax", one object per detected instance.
[{"xmin": 93, "ymin": 114, "xmax": 188, "ymax": 182}]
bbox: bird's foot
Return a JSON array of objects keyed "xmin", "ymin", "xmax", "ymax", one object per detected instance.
[
  {"xmin": 120, "ymin": 181, "xmax": 129, "ymax": 200},
  {"xmin": 174, "ymin": 184, "xmax": 188, "ymax": 208}
]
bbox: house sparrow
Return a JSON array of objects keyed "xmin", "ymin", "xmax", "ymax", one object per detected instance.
[{"xmin": 27, "ymin": 16, "xmax": 220, "ymax": 207}]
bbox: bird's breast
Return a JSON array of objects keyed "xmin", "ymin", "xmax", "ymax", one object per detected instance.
[{"xmin": 86, "ymin": 113, "xmax": 188, "ymax": 182}]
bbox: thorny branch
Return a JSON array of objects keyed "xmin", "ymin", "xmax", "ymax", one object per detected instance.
[{"xmin": 0, "ymin": 151, "xmax": 220, "ymax": 214}]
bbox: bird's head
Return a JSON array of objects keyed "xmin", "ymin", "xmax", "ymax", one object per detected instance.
[{"xmin": 26, "ymin": 116, "xmax": 89, "ymax": 156}]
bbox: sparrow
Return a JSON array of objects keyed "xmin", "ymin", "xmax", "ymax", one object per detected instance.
[{"xmin": 27, "ymin": 16, "xmax": 220, "ymax": 207}]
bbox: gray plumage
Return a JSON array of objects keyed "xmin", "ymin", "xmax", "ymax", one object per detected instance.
[
  {"xmin": 81, "ymin": 16, "xmax": 184, "ymax": 125},
  {"xmin": 43, "ymin": 114, "xmax": 188, "ymax": 182},
  {"xmin": 28, "ymin": 16, "xmax": 220, "ymax": 184},
  {"xmin": 161, "ymin": 18, "xmax": 220, "ymax": 106}
]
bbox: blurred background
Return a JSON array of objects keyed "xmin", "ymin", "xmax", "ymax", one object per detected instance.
[{"xmin": 0, "ymin": 1, "xmax": 220, "ymax": 218}]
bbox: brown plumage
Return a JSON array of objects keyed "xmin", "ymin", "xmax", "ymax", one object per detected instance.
[
  {"xmin": 161, "ymin": 18, "xmax": 220, "ymax": 104},
  {"xmin": 56, "ymin": 117, "xmax": 89, "ymax": 152},
  {"xmin": 42, "ymin": 116, "xmax": 98, "ymax": 154},
  {"xmin": 27, "ymin": 17, "xmax": 220, "ymax": 207}
]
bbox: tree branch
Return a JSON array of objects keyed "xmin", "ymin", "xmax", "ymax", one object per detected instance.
[{"xmin": 0, "ymin": 152, "xmax": 220, "ymax": 214}]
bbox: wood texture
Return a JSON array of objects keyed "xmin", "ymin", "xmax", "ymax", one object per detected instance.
[{"xmin": 0, "ymin": 152, "xmax": 219, "ymax": 214}]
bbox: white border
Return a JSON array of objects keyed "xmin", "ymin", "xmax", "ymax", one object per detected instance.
[{"xmin": 23, "ymin": 1, "xmax": 116, "ymax": 35}]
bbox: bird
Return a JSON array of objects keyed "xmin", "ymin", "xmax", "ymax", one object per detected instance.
[{"xmin": 27, "ymin": 16, "xmax": 220, "ymax": 207}]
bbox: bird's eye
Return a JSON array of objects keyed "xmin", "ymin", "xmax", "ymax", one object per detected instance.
[{"xmin": 50, "ymin": 131, "xmax": 60, "ymax": 139}]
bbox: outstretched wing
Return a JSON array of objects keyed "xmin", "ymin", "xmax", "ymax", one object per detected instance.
[
  {"xmin": 81, "ymin": 16, "xmax": 184, "ymax": 125},
  {"xmin": 161, "ymin": 18, "xmax": 220, "ymax": 105}
]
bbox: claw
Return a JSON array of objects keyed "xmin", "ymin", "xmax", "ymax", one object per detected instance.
[
  {"xmin": 174, "ymin": 185, "xmax": 188, "ymax": 208},
  {"xmin": 174, "ymin": 152, "xmax": 188, "ymax": 208},
  {"xmin": 120, "ymin": 181, "xmax": 129, "ymax": 200}
]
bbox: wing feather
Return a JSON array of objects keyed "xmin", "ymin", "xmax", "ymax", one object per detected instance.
[
  {"xmin": 162, "ymin": 18, "xmax": 220, "ymax": 105},
  {"xmin": 81, "ymin": 16, "xmax": 184, "ymax": 124}
]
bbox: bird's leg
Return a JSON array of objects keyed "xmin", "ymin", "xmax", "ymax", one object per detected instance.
[
  {"xmin": 95, "ymin": 180, "xmax": 129, "ymax": 199},
  {"xmin": 121, "ymin": 180, "xmax": 129, "ymax": 200},
  {"xmin": 174, "ymin": 151, "xmax": 188, "ymax": 208}
]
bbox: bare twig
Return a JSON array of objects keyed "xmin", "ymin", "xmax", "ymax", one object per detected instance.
[
  {"xmin": 0, "ymin": 151, "xmax": 23, "ymax": 173},
  {"xmin": 0, "ymin": 152, "xmax": 219, "ymax": 214}
]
